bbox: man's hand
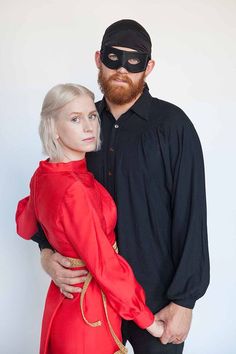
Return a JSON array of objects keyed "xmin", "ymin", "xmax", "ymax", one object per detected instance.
[
  {"xmin": 155, "ymin": 302, "xmax": 192, "ymax": 345},
  {"xmin": 41, "ymin": 249, "xmax": 88, "ymax": 299}
]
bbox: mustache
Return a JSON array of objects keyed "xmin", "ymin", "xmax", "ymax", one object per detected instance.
[{"xmin": 108, "ymin": 73, "xmax": 132, "ymax": 85}]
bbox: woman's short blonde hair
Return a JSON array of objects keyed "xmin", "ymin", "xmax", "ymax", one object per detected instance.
[{"xmin": 39, "ymin": 83, "xmax": 101, "ymax": 161}]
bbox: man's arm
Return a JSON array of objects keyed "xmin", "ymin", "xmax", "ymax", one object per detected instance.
[
  {"xmin": 31, "ymin": 223, "xmax": 53, "ymax": 250},
  {"xmin": 166, "ymin": 119, "xmax": 210, "ymax": 308},
  {"xmin": 156, "ymin": 114, "xmax": 210, "ymax": 344},
  {"xmin": 32, "ymin": 224, "xmax": 88, "ymax": 299}
]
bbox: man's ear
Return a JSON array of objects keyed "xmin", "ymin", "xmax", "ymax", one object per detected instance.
[
  {"xmin": 145, "ymin": 59, "xmax": 155, "ymax": 78},
  {"xmin": 95, "ymin": 51, "xmax": 102, "ymax": 69}
]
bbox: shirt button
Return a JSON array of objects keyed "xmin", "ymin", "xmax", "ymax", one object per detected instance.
[
  {"xmin": 114, "ymin": 124, "xmax": 119, "ymax": 129},
  {"xmin": 108, "ymin": 171, "xmax": 112, "ymax": 176}
]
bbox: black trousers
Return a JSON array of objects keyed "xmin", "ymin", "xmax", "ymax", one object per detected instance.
[{"xmin": 122, "ymin": 321, "xmax": 184, "ymax": 354}]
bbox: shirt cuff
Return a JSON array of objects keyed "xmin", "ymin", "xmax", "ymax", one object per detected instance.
[
  {"xmin": 171, "ymin": 298, "xmax": 196, "ymax": 309},
  {"xmin": 133, "ymin": 306, "xmax": 154, "ymax": 329}
]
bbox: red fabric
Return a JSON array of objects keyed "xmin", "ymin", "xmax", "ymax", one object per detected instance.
[{"xmin": 16, "ymin": 159, "xmax": 154, "ymax": 354}]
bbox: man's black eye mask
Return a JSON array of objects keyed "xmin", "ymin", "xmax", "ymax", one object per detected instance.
[{"xmin": 101, "ymin": 46, "xmax": 149, "ymax": 73}]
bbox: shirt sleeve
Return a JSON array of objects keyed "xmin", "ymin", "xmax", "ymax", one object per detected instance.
[
  {"xmin": 162, "ymin": 114, "xmax": 210, "ymax": 309},
  {"xmin": 59, "ymin": 181, "xmax": 154, "ymax": 329},
  {"xmin": 31, "ymin": 224, "xmax": 54, "ymax": 251}
]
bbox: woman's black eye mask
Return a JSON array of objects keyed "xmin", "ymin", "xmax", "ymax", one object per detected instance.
[{"xmin": 100, "ymin": 46, "xmax": 149, "ymax": 73}]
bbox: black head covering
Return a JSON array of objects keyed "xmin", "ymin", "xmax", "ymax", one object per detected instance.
[{"xmin": 101, "ymin": 19, "xmax": 152, "ymax": 58}]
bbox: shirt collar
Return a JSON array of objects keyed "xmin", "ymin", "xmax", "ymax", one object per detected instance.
[
  {"xmin": 39, "ymin": 158, "xmax": 88, "ymax": 173},
  {"xmin": 130, "ymin": 84, "xmax": 152, "ymax": 120},
  {"xmin": 96, "ymin": 84, "xmax": 152, "ymax": 121}
]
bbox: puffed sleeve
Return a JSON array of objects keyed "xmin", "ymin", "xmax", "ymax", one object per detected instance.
[
  {"xmin": 161, "ymin": 114, "xmax": 210, "ymax": 309},
  {"xmin": 15, "ymin": 178, "xmax": 38, "ymax": 239},
  {"xmin": 59, "ymin": 181, "xmax": 154, "ymax": 329}
]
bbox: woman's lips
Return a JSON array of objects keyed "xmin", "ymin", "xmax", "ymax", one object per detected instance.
[{"xmin": 82, "ymin": 137, "xmax": 95, "ymax": 142}]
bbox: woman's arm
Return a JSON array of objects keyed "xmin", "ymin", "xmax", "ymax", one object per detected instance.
[
  {"xmin": 15, "ymin": 181, "xmax": 90, "ymax": 299},
  {"xmin": 59, "ymin": 180, "xmax": 156, "ymax": 330}
]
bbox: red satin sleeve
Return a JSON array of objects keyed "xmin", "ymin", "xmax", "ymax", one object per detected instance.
[
  {"xmin": 58, "ymin": 181, "xmax": 154, "ymax": 329},
  {"xmin": 15, "ymin": 192, "xmax": 38, "ymax": 240}
]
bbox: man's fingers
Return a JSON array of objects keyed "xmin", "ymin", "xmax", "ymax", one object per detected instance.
[
  {"xmin": 171, "ymin": 334, "xmax": 185, "ymax": 344},
  {"xmin": 168, "ymin": 335, "xmax": 178, "ymax": 343},
  {"xmin": 154, "ymin": 311, "xmax": 165, "ymax": 322},
  {"xmin": 52, "ymin": 254, "xmax": 72, "ymax": 267},
  {"xmin": 160, "ymin": 330, "xmax": 185, "ymax": 345},
  {"xmin": 60, "ymin": 284, "xmax": 82, "ymax": 293},
  {"xmin": 160, "ymin": 331, "xmax": 171, "ymax": 345},
  {"xmin": 56, "ymin": 269, "xmax": 88, "ymax": 279},
  {"xmin": 172, "ymin": 334, "xmax": 186, "ymax": 344},
  {"xmin": 161, "ymin": 330, "xmax": 184, "ymax": 344},
  {"xmin": 61, "ymin": 290, "xmax": 74, "ymax": 299},
  {"xmin": 160, "ymin": 336, "xmax": 170, "ymax": 345},
  {"xmin": 171, "ymin": 338, "xmax": 183, "ymax": 344},
  {"xmin": 60, "ymin": 276, "xmax": 88, "ymax": 285},
  {"xmin": 160, "ymin": 327, "xmax": 179, "ymax": 345},
  {"xmin": 41, "ymin": 250, "xmax": 88, "ymax": 298}
]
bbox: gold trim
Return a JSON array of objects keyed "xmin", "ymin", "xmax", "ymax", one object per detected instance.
[
  {"xmin": 102, "ymin": 291, "xmax": 128, "ymax": 353},
  {"xmin": 67, "ymin": 242, "xmax": 118, "ymax": 268},
  {"xmin": 66, "ymin": 257, "xmax": 85, "ymax": 267},
  {"xmin": 66, "ymin": 242, "xmax": 128, "ymax": 353},
  {"xmin": 80, "ymin": 273, "xmax": 102, "ymax": 327}
]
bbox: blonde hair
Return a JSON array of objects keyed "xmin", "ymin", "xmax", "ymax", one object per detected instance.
[{"xmin": 39, "ymin": 83, "xmax": 101, "ymax": 161}]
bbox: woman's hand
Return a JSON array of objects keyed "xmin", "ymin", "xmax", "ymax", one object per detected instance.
[
  {"xmin": 41, "ymin": 249, "xmax": 88, "ymax": 299},
  {"xmin": 146, "ymin": 318, "xmax": 165, "ymax": 338}
]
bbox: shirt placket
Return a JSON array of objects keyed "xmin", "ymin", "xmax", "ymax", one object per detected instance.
[{"xmin": 107, "ymin": 118, "xmax": 120, "ymax": 199}]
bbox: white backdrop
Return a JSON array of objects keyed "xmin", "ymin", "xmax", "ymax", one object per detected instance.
[{"xmin": 1, "ymin": 1, "xmax": 236, "ymax": 353}]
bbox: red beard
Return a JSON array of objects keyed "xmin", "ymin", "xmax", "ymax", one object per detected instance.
[{"xmin": 98, "ymin": 68, "xmax": 145, "ymax": 105}]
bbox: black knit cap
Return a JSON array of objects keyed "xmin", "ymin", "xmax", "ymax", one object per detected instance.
[{"xmin": 101, "ymin": 19, "xmax": 152, "ymax": 58}]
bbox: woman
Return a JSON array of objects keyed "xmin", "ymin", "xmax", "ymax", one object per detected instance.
[{"xmin": 16, "ymin": 84, "xmax": 164, "ymax": 354}]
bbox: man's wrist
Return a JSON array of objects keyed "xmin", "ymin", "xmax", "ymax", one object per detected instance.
[
  {"xmin": 40, "ymin": 248, "xmax": 55, "ymax": 275},
  {"xmin": 41, "ymin": 248, "xmax": 54, "ymax": 257}
]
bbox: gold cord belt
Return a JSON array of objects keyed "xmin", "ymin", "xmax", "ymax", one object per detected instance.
[{"xmin": 66, "ymin": 242, "xmax": 128, "ymax": 354}]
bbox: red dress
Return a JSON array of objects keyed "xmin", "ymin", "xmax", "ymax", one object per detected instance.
[{"xmin": 16, "ymin": 159, "xmax": 154, "ymax": 354}]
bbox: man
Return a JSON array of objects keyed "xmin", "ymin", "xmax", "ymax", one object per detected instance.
[{"xmin": 34, "ymin": 19, "xmax": 210, "ymax": 354}]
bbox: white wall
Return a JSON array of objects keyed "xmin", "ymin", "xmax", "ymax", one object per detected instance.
[{"xmin": 1, "ymin": 1, "xmax": 235, "ymax": 353}]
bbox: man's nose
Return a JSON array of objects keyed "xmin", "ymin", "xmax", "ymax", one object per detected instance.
[{"xmin": 116, "ymin": 66, "xmax": 129, "ymax": 74}]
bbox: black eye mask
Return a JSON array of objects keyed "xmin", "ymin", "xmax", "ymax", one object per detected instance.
[{"xmin": 101, "ymin": 46, "xmax": 149, "ymax": 73}]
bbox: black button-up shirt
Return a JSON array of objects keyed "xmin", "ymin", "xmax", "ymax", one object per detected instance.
[{"xmin": 35, "ymin": 86, "xmax": 210, "ymax": 312}]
